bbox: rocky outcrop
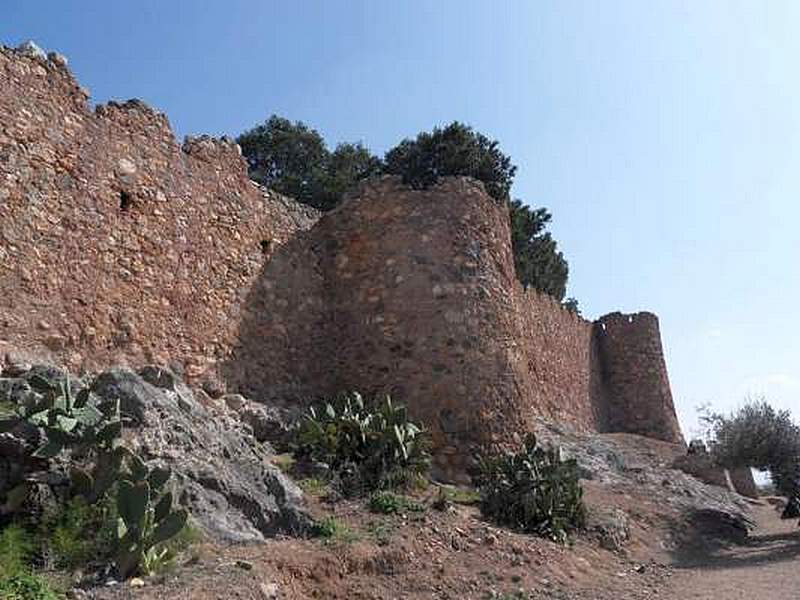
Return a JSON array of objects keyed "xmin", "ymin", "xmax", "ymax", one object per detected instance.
[
  {"xmin": 0, "ymin": 361, "xmax": 312, "ymax": 541},
  {"xmin": 673, "ymin": 439, "xmax": 760, "ymax": 500},
  {"xmin": 532, "ymin": 420, "xmax": 752, "ymax": 530}
]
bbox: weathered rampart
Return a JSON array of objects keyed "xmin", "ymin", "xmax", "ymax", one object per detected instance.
[
  {"xmin": 1, "ymin": 44, "xmax": 685, "ymax": 480},
  {"xmin": 0, "ymin": 45, "xmax": 319, "ymax": 381},
  {"xmin": 225, "ymin": 174, "xmax": 685, "ymax": 477},
  {"xmin": 596, "ymin": 311, "xmax": 684, "ymax": 443}
]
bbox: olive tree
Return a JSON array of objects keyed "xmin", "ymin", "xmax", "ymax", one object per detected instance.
[{"xmin": 702, "ymin": 400, "xmax": 800, "ymax": 518}]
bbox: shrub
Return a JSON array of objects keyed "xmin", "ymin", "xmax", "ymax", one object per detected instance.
[
  {"xmin": 0, "ymin": 369, "xmax": 189, "ymax": 579},
  {"xmin": 562, "ymin": 297, "xmax": 581, "ymax": 315},
  {"xmin": 475, "ymin": 434, "xmax": 586, "ymax": 542},
  {"xmin": 314, "ymin": 517, "xmax": 358, "ymax": 545},
  {"xmin": 296, "ymin": 478, "xmax": 329, "ymax": 498},
  {"xmin": 37, "ymin": 496, "xmax": 108, "ymax": 570},
  {"xmin": 0, "ymin": 399, "xmax": 15, "ymax": 416},
  {"xmin": 384, "ymin": 121, "xmax": 516, "ymax": 202},
  {"xmin": 0, "ymin": 524, "xmax": 33, "ymax": 576},
  {"xmin": 702, "ymin": 400, "xmax": 800, "ymax": 518},
  {"xmin": 365, "ymin": 520, "xmax": 393, "ymax": 546},
  {"xmin": 0, "ymin": 573, "xmax": 60, "ymax": 600},
  {"xmin": 368, "ymin": 492, "xmax": 424, "ymax": 515},
  {"xmin": 0, "ymin": 525, "xmax": 61, "ymax": 600},
  {"xmin": 432, "ymin": 486, "xmax": 480, "ymax": 511},
  {"xmin": 295, "ymin": 392, "xmax": 430, "ymax": 494}
]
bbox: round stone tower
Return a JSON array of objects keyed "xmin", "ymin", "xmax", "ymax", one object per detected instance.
[
  {"xmin": 595, "ymin": 312, "xmax": 685, "ymax": 445},
  {"xmin": 317, "ymin": 176, "xmax": 532, "ymax": 480}
]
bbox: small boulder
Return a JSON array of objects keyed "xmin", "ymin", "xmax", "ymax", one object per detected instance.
[
  {"xmin": 91, "ymin": 368, "xmax": 157, "ymax": 425},
  {"xmin": 2, "ymin": 352, "xmax": 31, "ymax": 377},
  {"xmin": 47, "ymin": 51, "xmax": 68, "ymax": 67},
  {"xmin": 781, "ymin": 496, "xmax": 800, "ymax": 519},
  {"xmin": 588, "ymin": 508, "xmax": 630, "ymax": 552},
  {"xmin": 239, "ymin": 404, "xmax": 295, "ymax": 448},
  {"xmin": 90, "ymin": 367, "xmax": 313, "ymax": 541},
  {"xmin": 16, "ymin": 40, "xmax": 47, "ymax": 61}
]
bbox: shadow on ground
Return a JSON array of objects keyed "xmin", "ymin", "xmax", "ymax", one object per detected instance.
[{"xmin": 670, "ymin": 506, "xmax": 800, "ymax": 570}]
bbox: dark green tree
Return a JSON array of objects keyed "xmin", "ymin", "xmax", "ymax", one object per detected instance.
[
  {"xmin": 508, "ymin": 200, "xmax": 570, "ymax": 301},
  {"xmin": 237, "ymin": 116, "xmax": 383, "ymax": 211},
  {"xmin": 312, "ymin": 142, "xmax": 384, "ymax": 211},
  {"xmin": 237, "ymin": 115, "xmax": 329, "ymax": 207},
  {"xmin": 384, "ymin": 122, "xmax": 516, "ymax": 201},
  {"xmin": 562, "ymin": 297, "xmax": 581, "ymax": 315},
  {"xmin": 703, "ymin": 400, "xmax": 800, "ymax": 518}
]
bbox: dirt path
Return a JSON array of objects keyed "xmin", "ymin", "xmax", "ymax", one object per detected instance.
[{"xmin": 665, "ymin": 503, "xmax": 800, "ymax": 599}]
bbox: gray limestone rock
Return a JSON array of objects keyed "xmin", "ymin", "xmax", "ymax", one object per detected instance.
[
  {"xmin": 16, "ymin": 40, "xmax": 47, "ymax": 61},
  {"xmin": 1, "ymin": 363, "xmax": 312, "ymax": 542},
  {"xmin": 89, "ymin": 367, "xmax": 312, "ymax": 541}
]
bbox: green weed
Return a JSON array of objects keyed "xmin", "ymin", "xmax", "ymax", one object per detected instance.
[
  {"xmin": 0, "ymin": 525, "xmax": 34, "ymax": 575},
  {"xmin": 435, "ymin": 486, "xmax": 480, "ymax": 508},
  {"xmin": 368, "ymin": 492, "xmax": 425, "ymax": 515},
  {"xmin": 314, "ymin": 517, "xmax": 359, "ymax": 545},
  {"xmin": 0, "ymin": 572, "xmax": 61, "ymax": 600},
  {"xmin": 0, "ymin": 399, "xmax": 16, "ymax": 417},
  {"xmin": 297, "ymin": 478, "xmax": 330, "ymax": 498},
  {"xmin": 364, "ymin": 520, "xmax": 394, "ymax": 546},
  {"xmin": 271, "ymin": 453, "xmax": 296, "ymax": 474}
]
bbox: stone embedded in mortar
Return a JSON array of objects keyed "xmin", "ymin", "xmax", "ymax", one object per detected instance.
[
  {"xmin": 116, "ymin": 157, "xmax": 137, "ymax": 176},
  {"xmin": 0, "ymin": 45, "xmax": 320, "ymax": 384},
  {"xmin": 46, "ymin": 51, "xmax": 68, "ymax": 68}
]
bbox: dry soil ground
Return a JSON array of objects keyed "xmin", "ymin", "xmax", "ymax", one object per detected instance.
[
  {"xmin": 92, "ymin": 492, "xmax": 798, "ymax": 600},
  {"xmin": 662, "ymin": 501, "xmax": 800, "ymax": 600},
  {"xmin": 83, "ymin": 433, "xmax": 799, "ymax": 600}
]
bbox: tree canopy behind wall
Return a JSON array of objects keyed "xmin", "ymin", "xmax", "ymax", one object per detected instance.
[
  {"xmin": 238, "ymin": 117, "xmax": 575, "ymax": 306},
  {"xmin": 237, "ymin": 116, "xmax": 381, "ymax": 211}
]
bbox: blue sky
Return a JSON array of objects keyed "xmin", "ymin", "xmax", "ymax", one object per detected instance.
[{"xmin": 3, "ymin": 1, "xmax": 798, "ymax": 436}]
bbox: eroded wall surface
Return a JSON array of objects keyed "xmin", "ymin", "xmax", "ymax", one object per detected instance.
[
  {"xmin": 225, "ymin": 174, "xmax": 685, "ymax": 477},
  {"xmin": 320, "ymin": 177, "xmax": 531, "ymax": 474},
  {"xmin": 0, "ymin": 47, "xmax": 319, "ymax": 380},
  {"xmin": 1, "ymin": 46, "xmax": 685, "ymax": 480},
  {"xmin": 515, "ymin": 290, "xmax": 609, "ymax": 432},
  {"xmin": 596, "ymin": 312, "xmax": 684, "ymax": 444}
]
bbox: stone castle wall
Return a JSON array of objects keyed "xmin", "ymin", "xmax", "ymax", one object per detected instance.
[
  {"xmin": 223, "ymin": 175, "xmax": 684, "ymax": 477},
  {"xmin": 0, "ymin": 46, "xmax": 319, "ymax": 381},
  {"xmin": 596, "ymin": 312, "xmax": 684, "ymax": 443},
  {"xmin": 515, "ymin": 290, "xmax": 608, "ymax": 432},
  {"xmin": 1, "ymin": 45, "xmax": 685, "ymax": 479},
  {"xmin": 319, "ymin": 177, "xmax": 531, "ymax": 473}
]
